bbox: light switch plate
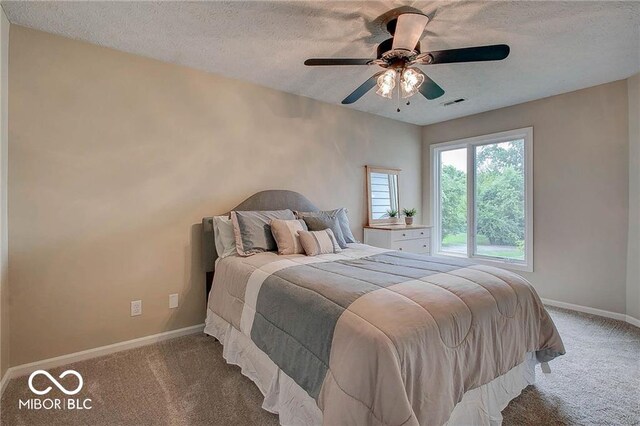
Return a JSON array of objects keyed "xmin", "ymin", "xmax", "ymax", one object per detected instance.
[
  {"xmin": 131, "ymin": 300, "xmax": 142, "ymax": 316},
  {"xmin": 169, "ymin": 293, "xmax": 179, "ymax": 309}
]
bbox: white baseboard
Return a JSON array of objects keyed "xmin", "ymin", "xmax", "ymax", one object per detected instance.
[
  {"xmin": 0, "ymin": 323, "xmax": 204, "ymax": 396},
  {"xmin": 626, "ymin": 315, "xmax": 640, "ymax": 328},
  {"xmin": 0, "ymin": 365, "xmax": 10, "ymax": 396},
  {"xmin": 542, "ymin": 298, "xmax": 640, "ymax": 328}
]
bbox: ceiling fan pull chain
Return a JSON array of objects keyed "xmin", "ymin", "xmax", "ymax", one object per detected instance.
[{"xmin": 397, "ymin": 81, "xmax": 401, "ymax": 112}]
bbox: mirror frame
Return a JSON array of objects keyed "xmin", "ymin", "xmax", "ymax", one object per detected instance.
[{"xmin": 366, "ymin": 165, "xmax": 401, "ymax": 226}]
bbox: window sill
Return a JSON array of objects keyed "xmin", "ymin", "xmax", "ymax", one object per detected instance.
[{"xmin": 432, "ymin": 252, "xmax": 533, "ymax": 273}]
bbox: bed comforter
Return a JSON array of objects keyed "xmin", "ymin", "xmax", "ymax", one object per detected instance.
[{"xmin": 209, "ymin": 244, "xmax": 564, "ymax": 426}]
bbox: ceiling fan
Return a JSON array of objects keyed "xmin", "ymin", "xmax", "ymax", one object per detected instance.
[{"xmin": 304, "ymin": 13, "xmax": 510, "ymax": 109}]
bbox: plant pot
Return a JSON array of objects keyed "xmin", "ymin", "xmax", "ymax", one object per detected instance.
[{"xmin": 405, "ymin": 217, "xmax": 414, "ymax": 225}]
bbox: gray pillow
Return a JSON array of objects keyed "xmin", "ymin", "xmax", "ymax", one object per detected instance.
[
  {"xmin": 302, "ymin": 214, "xmax": 347, "ymax": 249},
  {"xmin": 231, "ymin": 209, "xmax": 295, "ymax": 256},
  {"xmin": 297, "ymin": 208, "xmax": 357, "ymax": 244}
]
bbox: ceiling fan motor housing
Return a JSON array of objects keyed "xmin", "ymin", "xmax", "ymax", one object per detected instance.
[{"xmin": 377, "ymin": 38, "xmax": 421, "ymax": 64}]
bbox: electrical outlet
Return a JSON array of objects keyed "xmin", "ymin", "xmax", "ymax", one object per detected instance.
[
  {"xmin": 131, "ymin": 300, "xmax": 142, "ymax": 316},
  {"xmin": 169, "ymin": 293, "xmax": 179, "ymax": 309}
]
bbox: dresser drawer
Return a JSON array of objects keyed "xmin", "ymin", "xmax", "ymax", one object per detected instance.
[
  {"xmin": 390, "ymin": 228, "xmax": 430, "ymax": 242},
  {"xmin": 391, "ymin": 238, "xmax": 430, "ymax": 254}
]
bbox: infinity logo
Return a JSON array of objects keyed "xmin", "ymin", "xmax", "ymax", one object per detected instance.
[{"xmin": 28, "ymin": 370, "xmax": 83, "ymax": 396}]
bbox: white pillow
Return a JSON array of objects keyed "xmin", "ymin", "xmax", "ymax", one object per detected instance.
[{"xmin": 213, "ymin": 216, "xmax": 237, "ymax": 258}]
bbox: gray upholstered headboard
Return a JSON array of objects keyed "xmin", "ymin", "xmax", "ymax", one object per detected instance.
[{"xmin": 202, "ymin": 190, "xmax": 320, "ymax": 294}]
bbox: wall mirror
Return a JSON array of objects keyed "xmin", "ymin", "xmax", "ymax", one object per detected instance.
[{"xmin": 366, "ymin": 166, "xmax": 401, "ymax": 226}]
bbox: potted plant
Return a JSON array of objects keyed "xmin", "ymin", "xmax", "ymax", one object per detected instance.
[
  {"xmin": 402, "ymin": 208, "xmax": 417, "ymax": 225},
  {"xmin": 386, "ymin": 209, "xmax": 399, "ymax": 223}
]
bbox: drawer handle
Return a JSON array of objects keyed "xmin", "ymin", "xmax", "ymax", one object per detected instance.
[
  {"xmin": 423, "ymin": 244, "xmax": 427, "ymax": 248},
  {"xmin": 399, "ymin": 247, "xmax": 403, "ymax": 251},
  {"xmin": 402, "ymin": 233, "xmax": 406, "ymax": 237},
  {"xmin": 420, "ymin": 232, "xmax": 424, "ymax": 235}
]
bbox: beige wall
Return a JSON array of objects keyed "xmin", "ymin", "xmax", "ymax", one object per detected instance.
[
  {"xmin": 627, "ymin": 73, "xmax": 640, "ymax": 321},
  {"xmin": 422, "ymin": 81, "xmax": 629, "ymax": 314},
  {"xmin": 7, "ymin": 26, "xmax": 422, "ymax": 366},
  {"xmin": 0, "ymin": 9, "xmax": 9, "ymax": 379}
]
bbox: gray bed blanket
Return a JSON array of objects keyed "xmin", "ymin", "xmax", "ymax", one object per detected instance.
[{"xmin": 209, "ymin": 244, "xmax": 565, "ymax": 426}]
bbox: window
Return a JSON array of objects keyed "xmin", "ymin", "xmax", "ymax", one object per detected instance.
[{"xmin": 431, "ymin": 128, "xmax": 533, "ymax": 271}]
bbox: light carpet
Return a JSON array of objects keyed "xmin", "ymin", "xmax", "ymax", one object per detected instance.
[{"xmin": 1, "ymin": 307, "xmax": 638, "ymax": 425}]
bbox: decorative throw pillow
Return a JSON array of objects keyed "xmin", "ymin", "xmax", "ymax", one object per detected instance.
[
  {"xmin": 296, "ymin": 208, "xmax": 357, "ymax": 244},
  {"xmin": 270, "ymin": 219, "xmax": 308, "ymax": 255},
  {"xmin": 231, "ymin": 209, "xmax": 295, "ymax": 256},
  {"xmin": 213, "ymin": 215, "xmax": 237, "ymax": 258},
  {"xmin": 301, "ymin": 214, "xmax": 348, "ymax": 249},
  {"xmin": 298, "ymin": 229, "xmax": 342, "ymax": 256}
]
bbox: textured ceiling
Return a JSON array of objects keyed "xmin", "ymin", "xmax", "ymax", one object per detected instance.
[{"xmin": 3, "ymin": 1, "xmax": 640, "ymax": 125}]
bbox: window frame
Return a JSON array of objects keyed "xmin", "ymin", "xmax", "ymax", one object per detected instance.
[{"xmin": 430, "ymin": 127, "xmax": 534, "ymax": 272}]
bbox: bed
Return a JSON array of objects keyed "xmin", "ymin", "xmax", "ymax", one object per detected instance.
[{"xmin": 202, "ymin": 190, "xmax": 565, "ymax": 426}]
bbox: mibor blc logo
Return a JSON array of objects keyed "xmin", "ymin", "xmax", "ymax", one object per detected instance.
[{"xmin": 19, "ymin": 369, "xmax": 92, "ymax": 410}]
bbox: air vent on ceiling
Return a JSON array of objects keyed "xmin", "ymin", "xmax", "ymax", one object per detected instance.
[{"xmin": 442, "ymin": 98, "xmax": 466, "ymax": 107}]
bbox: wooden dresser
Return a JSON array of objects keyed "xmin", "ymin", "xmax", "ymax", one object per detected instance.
[{"xmin": 363, "ymin": 224, "xmax": 432, "ymax": 254}]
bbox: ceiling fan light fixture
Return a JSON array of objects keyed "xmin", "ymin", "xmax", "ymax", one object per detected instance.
[
  {"xmin": 376, "ymin": 69, "xmax": 397, "ymax": 99},
  {"xmin": 400, "ymin": 68, "xmax": 425, "ymax": 98}
]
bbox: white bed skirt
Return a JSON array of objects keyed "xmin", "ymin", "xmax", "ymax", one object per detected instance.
[{"xmin": 204, "ymin": 308, "xmax": 537, "ymax": 426}]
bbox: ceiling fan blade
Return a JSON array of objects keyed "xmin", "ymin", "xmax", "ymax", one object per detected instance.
[
  {"xmin": 418, "ymin": 44, "xmax": 510, "ymax": 65},
  {"xmin": 418, "ymin": 73, "xmax": 445, "ymax": 100},
  {"xmin": 391, "ymin": 13, "xmax": 429, "ymax": 52},
  {"xmin": 342, "ymin": 72, "xmax": 384, "ymax": 104},
  {"xmin": 304, "ymin": 58, "xmax": 373, "ymax": 66}
]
